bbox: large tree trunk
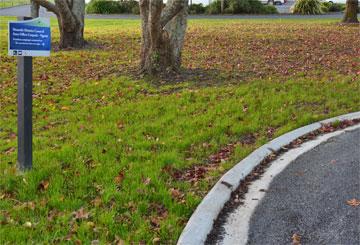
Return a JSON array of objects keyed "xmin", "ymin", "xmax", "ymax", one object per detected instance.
[
  {"xmin": 139, "ymin": 0, "xmax": 188, "ymax": 75},
  {"xmin": 342, "ymin": 0, "xmax": 359, "ymax": 23},
  {"xmin": 56, "ymin": 0, "xmax": 85, "ymax": 48},
  {"xmin": 33, "ymin": 0, "xmax": 86, "ymax": 49},
  {"xmin": 30, "ymin": 0, "xmax": 40, "ymax": 17}
]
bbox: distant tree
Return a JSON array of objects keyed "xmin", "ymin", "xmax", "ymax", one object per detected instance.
[
  {"xmin": 139, "ymin": 0, "xmax": 188, "ymax": 75},
  {"xmin": 33, "ymin": 0, "xmax": 86, "ymax": 48},
  {"xmin": 342, "ymin": 0, "xmax": 359, "ymax": 23}
]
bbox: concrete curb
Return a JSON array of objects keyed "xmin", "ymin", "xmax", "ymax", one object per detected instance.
[{"xmin": 177, "ymin": 111, "xmax": 360, "ymax": 245}]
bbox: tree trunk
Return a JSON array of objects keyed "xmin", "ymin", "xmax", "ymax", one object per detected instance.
[
  {"xmin": 342, "ymin": 0, "xmax": 359, "ymax": 23},
  {"xmin": 30, "ymin": 0, "xmax": 40, "ymax": 17},
  {"xmin": 58, "ymin": 19, "xmax": 85, "ymax": 48},
  {"xmin": 57, "ymin": 0, "xmax": 85, "ymax": 48},
  {"xmin": 33, "ymin": 0, "xmax": 86, "ymax": 49},
  {"xmin": 140, "ymin": 0, "xmax": 188, "ymax": 75},
  {"xmin": 221, "ymin": 0, "xmax": 224, "ymax": 14}
]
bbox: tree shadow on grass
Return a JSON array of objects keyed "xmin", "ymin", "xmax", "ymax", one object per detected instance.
[
  {"xmin": 51, "ymin": 40, "xmax": 106, "ymax": 52},
  {"xmin": 131, "ymin": 67, "xmax": 254, "ymax": 92}
]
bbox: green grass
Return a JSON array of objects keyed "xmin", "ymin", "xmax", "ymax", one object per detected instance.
[
  {"xmin": 0, "ymin": 17, "xmax": 359, "ymax": 243},
  {"xmin": 0, "ymin": 0, "xmax": 29, "ymax": 9}
]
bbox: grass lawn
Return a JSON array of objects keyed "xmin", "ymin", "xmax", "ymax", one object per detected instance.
[
  {"xmin": 0, "ymin": 17, "xmax": 359, "ymax": 243},
  {"xmin": 0, "ymin": 0, "xmax": 29, "ymax": 9}
]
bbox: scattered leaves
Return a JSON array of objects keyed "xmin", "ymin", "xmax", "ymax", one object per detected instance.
[{"xmin": 346, "ymin": 199, "xmax": 360, "ymax": 207}]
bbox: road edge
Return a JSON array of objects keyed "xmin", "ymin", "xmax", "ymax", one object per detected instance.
[{"xmin": 177, "ymin": 111, "xmax": 360, "ymax": 245}]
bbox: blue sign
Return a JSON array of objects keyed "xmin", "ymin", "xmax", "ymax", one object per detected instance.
[{"xmin": 8, "ymin": 18, "xmax": 51, "ymax": 57}]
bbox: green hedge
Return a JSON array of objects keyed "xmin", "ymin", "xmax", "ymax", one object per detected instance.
[
  {"xmin": 86, "ymin": 0, "xmax": 139, "ymax": 14},
  {"xmin": 207, "ymin": 0, "xmax": 278, "ymax": 14},
  {"xmin": 322, "ymin": 2, "xmax": 345, "ymax": 12},
  {"xmin": 189, "ymin": 3, "xmax": 207, "ymax": 14}
]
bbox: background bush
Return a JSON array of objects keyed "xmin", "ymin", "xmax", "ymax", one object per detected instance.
[
  {"xmin": 86, "ymin": 0, "xmax": 138, "ymax": 14},
  {"xmin": 322, "ymin": 2, "xmax": 345, "ymax": 12},
  {"xmin": 292, "ymin": 0, "xmax": 324, "ymax": 14},
  {"xmin": 189, "ymin": 3, "xmax": 207, "ymax": 14},
  {"xmin": 206, "ymin": 0, "xmax": 224, "ymax": 14},
  {"xmin": 206, "ymin": 0, "xmax": 278, "ymax": 14}
]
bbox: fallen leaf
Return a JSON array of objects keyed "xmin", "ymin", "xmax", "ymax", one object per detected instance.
[
  {"xmin": 170, "ymin": 188, "xmax": 182, "ymax": 199},
  {"xmin": 4, "ymin": 147, "xmax": 15, "ymax": 155},
  {"xmin": 91, "ymin": 196, "xmax": 102, "ymax": 207},
  {"xmin": 117, "ymin": 121, "xmax": 125, "ymax": 130},
  {"xmin": 114, "ymin": 235, "xmax": 125, "ymax": 245},
  {"xmin": 73, "ymin": 207, "xmax": 89, "ymax": 220},
  {"xmin": 143, "ymin": 177, "xmax": 151, "ymax": 185},
  {"xmin": 38, "ymin": 180, "xmax": 50, "ymax": 191},
  {"xmin": 346, "ymin": 199, "xmax": 360, "ymax": 207},
  {"xmin": 292, "ymin": 233, "xmax": 301, "ymax": 245},
  {"xmin": 152, "ymin": 237, "xmax": 160, "ymax": 243},
  {"xmin": 114, "ymin": 170, "xmax": 125, "ymax": 185},
  {"xmin": 23, "ymin": 221, "xmax": 32, "ymax": 228}
]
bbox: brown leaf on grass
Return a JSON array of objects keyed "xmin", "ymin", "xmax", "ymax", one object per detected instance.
[
  {"xmin": 142, "ymin": 177, "xmax": 151, "ymax": 185},
  {"xmin": 170, "ymin": 188, "xmax": 185, "ymax": 203},
  {"xmin": 91, "ymin": 196, "xmax": 102, "ymax": 207},
  {"xmin": 150, "ymin": 217, "xmax": 161, "ymax": 228},
  {"xmin": 113, "ymin": 236, "xmax": 125, "ymax": 245},
  {"xmin": 24, "ymin": 201, "xmax": 36, "ymax": 210},
  {"xmin": 117, "ymin": 121, "xmax": 125, "ymax": 130},
  {"xmin": 152, "ymin": 237, "xmax": 161, "ymax": 243},
  {"xmin": 266, "ymin": 127, "xmax": 277, "ymax": 138},
  {"xmin": 4, "ymin": 147, "xmax": 15, "ymax": 155},
  {"xmin": 61, "ymin": 106, "xmax": 70, "ymax": 111},
  {"xmin": 243, "ymin": 105, "xmax": 248, "ymax": 112},
  {"xmin": 72, "ymin": 207, "xmax": 89, "ymax": 220},
  {"xmin": 346, "ymin": 199, "xmax": 360, "ymax": 207},
  {"xmin": 39, "ymin": 73, "xmax": 49, "ymax": 80},
  {"xmin": 292, "ymin": 233, "xmax": 301, "ymax": 245},
  {"xmin": 170, "ymin": 188, "xmax": 181, "ymax": 199},
  {"xmin": 114, "ymin": 170, "xmax": 125, "ymax": 184},
  {"xmin": 38, "ymin": 180, "xmax": 50, "ymax": 191}
]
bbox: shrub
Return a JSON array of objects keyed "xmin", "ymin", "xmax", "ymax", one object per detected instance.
[
  {"xmin": 189, "ymin": 3, "xmax": 206, "ymax": 14},
  {"xmin": 325, "ymin": 3, "xmax": 346, "ymax": 12},
  {"xmin": 207, "ymin": 0, "xmax": 278, "ymax": 14},
  {"xmin": 131, "ymin": 5, "xmax": 140, "ymax": 14},
  {"xmin": 86, "ymin": 0, "xmax": 139, "ymax": 14},
  {"xmin": 292, "ymin": 0, "xmax": 324, "ymax": 14},
  {"xmin": 206, "ymin": 0, "xmax": 224, "ymax": 14},
  {"xmin": 262, "ymin": 4, "xmax": 278, "ymax": 14}
]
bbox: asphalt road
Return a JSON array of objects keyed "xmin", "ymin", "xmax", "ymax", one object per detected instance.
[
  {"xmin": 0, "ymin": 4, "xmax": 352, "ymax": 19},
  {"xmin": 275, "ymin": 0, "xmax": 294, "ymax": 14},
  {"xmin": 246, "ymin": 128, "xmax": 360, "ymax": 244}
]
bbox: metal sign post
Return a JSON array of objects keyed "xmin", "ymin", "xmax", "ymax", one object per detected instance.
[
  {"xmin": 17, "ymin": 53, "xmax": 33, "ymax": 170},
  {"xmin": 8, "ymin": 17, "xmax": 51, "ymax": 170}
]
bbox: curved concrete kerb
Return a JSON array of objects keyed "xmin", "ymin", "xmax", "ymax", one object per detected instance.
[{"xmin": 177, "ymin": 111, "xmax": 360, "ymax": 245}]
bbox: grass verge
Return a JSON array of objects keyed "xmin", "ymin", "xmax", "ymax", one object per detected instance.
[{"xmin": 0, "ymin": 0, "xmax": 29, "ymax": 9}]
